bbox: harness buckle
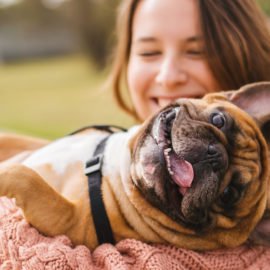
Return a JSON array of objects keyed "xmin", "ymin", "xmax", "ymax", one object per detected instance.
[{"xmin": 85, "ymin": 154, "xmax": 103, "ymax": 175}]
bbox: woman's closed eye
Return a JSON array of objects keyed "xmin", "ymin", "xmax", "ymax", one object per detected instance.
[
  {"xmin": 184, "ymin": 38, "xmax": 206, "ymax": 58},
  {"xmin": 185, "ymin": 48, "xmax": 205, "ymax": 58},
  {"xmin": 138, "ymin": 50, "xmax": 161, "ymax": 58}
]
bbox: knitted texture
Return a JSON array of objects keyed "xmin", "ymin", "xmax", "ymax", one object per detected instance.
[{"xmin": 0, "ymin": 197, "xmax": 270, "ymax": 270}]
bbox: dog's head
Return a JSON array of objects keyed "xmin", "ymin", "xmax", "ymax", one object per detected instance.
[{"xmin": 129, "ymin": 82, "xmax": 270, "ymax": 250}]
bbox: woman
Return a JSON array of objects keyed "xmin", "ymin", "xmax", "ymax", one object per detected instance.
[{"xmin": 108, "ymin": 0, "xmax": 270, "ymax": 121}]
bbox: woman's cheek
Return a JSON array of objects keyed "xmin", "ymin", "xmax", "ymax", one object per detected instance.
[
  {"xmin": 191, "ymin": 60, "xmax": 220, "ymax": 91},
  {"xmin": 128, "ymin": 58, "xmax": 150, "ymax": 96},
  {"xmin": 127, "ymin": 58, "xmax": 155, "ymax": 120}
]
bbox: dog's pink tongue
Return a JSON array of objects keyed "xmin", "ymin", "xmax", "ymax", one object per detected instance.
[{"xmin": 170, "ymin": 155, "xmax": 194, "ymax": 194}]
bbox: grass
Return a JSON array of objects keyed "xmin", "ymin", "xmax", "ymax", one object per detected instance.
[{"xmin": 0, "ymin": 54, "xmax": 134, "ymax": 139}]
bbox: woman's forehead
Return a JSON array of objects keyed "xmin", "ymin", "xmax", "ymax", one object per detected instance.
[{"xmin": 132, "ymin": 0, "xmax": 201, "ymax": 41}]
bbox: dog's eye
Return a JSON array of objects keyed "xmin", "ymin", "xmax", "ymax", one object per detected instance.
[
  {"xmin": 210, "ymin": 113, "xmax": 226, "ymax": 128},
  {"xmin": 219, "ymin": 185, "xmax": 240, "ymax": 207}
]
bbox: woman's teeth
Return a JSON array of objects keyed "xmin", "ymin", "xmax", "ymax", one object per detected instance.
[{"xmin": 157, "ymin": 98, "xmax": 175, "ymax": 108}]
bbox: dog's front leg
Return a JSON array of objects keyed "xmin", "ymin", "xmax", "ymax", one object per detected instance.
[{"xmin": 0, "ymin": 164, "xmax": 77, "ymax": 239}]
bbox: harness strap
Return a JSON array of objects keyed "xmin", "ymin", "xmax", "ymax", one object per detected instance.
[
  {"xmin": 69, "ymin": 124, "xmax": 127, "ymax": 135},
  {"xmin": 85, "ymin": 135, "xmax": 115, "ymax": 245}
]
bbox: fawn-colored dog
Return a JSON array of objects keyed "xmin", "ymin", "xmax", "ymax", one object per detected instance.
[{"xmin": 0, "ymin": 82, "xmax": 270, "ymax": 250}]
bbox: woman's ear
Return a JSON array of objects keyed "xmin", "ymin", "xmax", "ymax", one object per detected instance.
[{"xmin": 223, "ymin": 82, "xmax": 270, "ymax": 142}]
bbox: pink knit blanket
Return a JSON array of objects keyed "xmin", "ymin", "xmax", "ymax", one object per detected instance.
[{"xmin": 0, "ymin": 197, "xmax": 270, "ymax": 269}]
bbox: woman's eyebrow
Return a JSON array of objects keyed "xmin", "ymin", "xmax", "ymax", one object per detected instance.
[
  {"xmin": 133, "ymin": 35, "xmax": 203, "ymax": 44},
  {"xmin": 134, "ymin": 36, "xmax": 203, "ymax": 42},
  {"xmin": 133, "ymin": 37, "xmax": 157, "ymax": 43},
  {"xmin": 186, "ymin": 36, "xmax": 203, "ymax": 42}
]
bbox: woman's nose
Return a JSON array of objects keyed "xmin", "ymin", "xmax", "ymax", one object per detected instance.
[{"xmin": 155, "ymin": 57, "xmax": 188, "ymax": 90}]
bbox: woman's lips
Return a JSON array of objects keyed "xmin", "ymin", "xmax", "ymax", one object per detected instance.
[
  {"xmin": 151, "ymin": 94, "xmax": 204, "ymax": 108},
  {"xmin": 152, "ymin": 97, "xmax": 179, "ymax": 108}
]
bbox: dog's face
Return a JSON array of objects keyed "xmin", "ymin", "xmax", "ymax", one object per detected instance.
[{"xmin": 129, "ymin": 82, "xmax": 270, "ymax": 249}]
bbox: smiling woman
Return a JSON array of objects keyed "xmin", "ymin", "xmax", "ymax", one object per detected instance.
[
  {"xmin": 127, "ymin": 0, "xmax": 220, "ymax": 121},
  {"xmin": 108, "ymin": 0, "xmax": 270, "ymax": 122}
]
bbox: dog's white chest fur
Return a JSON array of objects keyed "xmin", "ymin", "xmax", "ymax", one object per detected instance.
[{"xmin": 23, "ymin": 133, "xmax": 107, "ymax": 174}]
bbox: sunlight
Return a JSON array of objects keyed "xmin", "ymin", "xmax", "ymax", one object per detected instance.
[
  {"xmin": 41, "ymin": 0, "xmax": 70, "ymax": 9},
  {"xmin": 0, "ymin": 0, "xmax": 22, "ymax": 8}
]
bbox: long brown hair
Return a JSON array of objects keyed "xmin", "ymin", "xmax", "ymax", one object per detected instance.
[
  {"xmin": 108, "ymin": 0, "xmax": 270, "ymax": 118},
  {"xmin": 199, "ymin": 0, "xmax": 270, "ymax": 89}
]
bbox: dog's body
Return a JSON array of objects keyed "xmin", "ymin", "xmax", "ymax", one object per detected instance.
[{"xmin": 1, "ymin": 83, "xmax": 270, "ymax": 251}]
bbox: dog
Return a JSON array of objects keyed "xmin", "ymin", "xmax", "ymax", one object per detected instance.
[{"xmin": 0, "ymin": 82, "xmax": 270, "ymax": 251}]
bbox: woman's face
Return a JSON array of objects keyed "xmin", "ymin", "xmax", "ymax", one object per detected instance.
[{"xmin": 127, "ymin": 0, "xmax": 220, "ymax": 121}]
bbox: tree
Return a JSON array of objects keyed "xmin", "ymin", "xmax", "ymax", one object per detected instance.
[{"xmin": 72, "ymin": 0, "xmax": 120, "ymax": 68}]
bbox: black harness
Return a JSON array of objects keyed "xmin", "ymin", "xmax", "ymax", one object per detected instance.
[{"xmin": 70, "ymin": 125, "xmax": 127, "ymax": 245}]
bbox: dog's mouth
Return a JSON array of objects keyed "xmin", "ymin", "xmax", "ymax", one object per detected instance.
[
  {"xmin": 152, "ymin": 107, "xmax": 194, "ymax": 195},
  {"xmin": 133, "ymin": 104, "xmax": 230, "ymax": 227}
]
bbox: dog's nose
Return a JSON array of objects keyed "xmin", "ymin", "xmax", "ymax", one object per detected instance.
[
  {"xmin": 207, "ymin": 143, "xmax": 227, "ymax": 172},
  {"xmin": 207, "ymin": 144, "xmax": 217, "ymax": 155}
]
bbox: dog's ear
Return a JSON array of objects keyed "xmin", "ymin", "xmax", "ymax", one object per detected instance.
[
  {"xmin": 223, "ymin": 82, "xmax": 270, "ymax": 142},
  {"xmin": 223, "ymin": 82, "xmax": 270, "ymax": 246}
]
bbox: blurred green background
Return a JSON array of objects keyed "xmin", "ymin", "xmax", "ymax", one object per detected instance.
[{"xmin": 0, "ymin": 0, "xmax": 269, "ymax": 139}]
